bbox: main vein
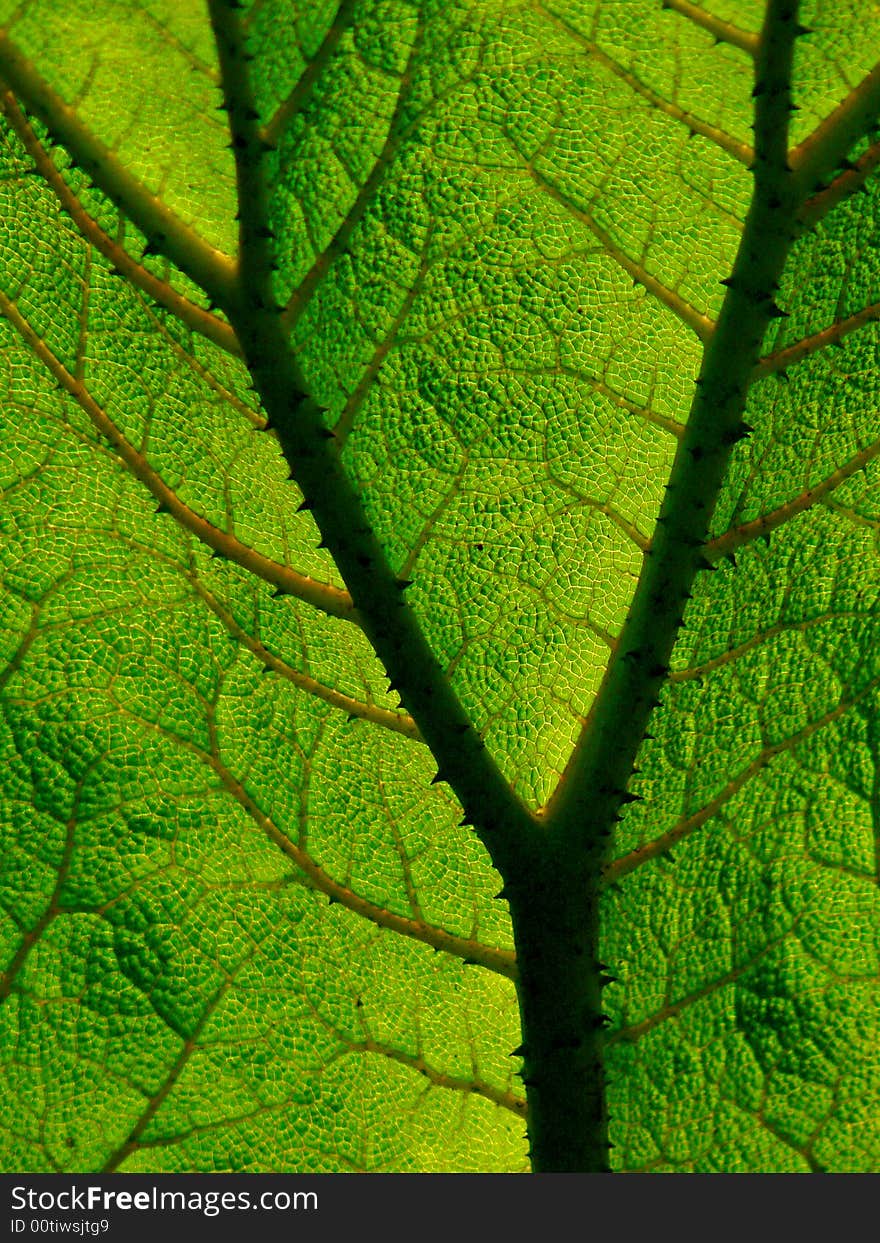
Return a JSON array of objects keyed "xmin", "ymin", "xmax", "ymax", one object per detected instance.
[
  {"xmin": 544, "ymin": 2, "xmax": 808, "ymax": 858},
  {"xmin": 205, "ymin": 0, "xmax": 538, "ymax": 881}
]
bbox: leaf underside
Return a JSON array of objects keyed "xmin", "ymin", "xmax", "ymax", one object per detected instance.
[{"xmin": 0, "ymin": 0, "xmax": 879, "ymax": 1172}]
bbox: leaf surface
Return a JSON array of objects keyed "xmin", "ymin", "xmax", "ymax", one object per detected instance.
[{"xmin": 1, "ymin": 0, "xmax": 879, "ymax": 1172}]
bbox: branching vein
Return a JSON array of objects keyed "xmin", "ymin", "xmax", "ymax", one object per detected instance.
[
  {"xmin": 0, "ymin": 287, "xmax": 356, "ymax": 623},
  {"xmin": 660, "ymin": 0, "xmax": 760, "ymax": 57},
  {"xmin": 0, "ymin": 90, "xmax": 241, "ymax": 358},
  {"xmin": 756, "ymin": 300, "xmax": 880, "ymax": 377},
  {"xmin": 260, "ymin": 0, "xmax": 359, "ymax": 149},
  {"xmin": 0, "ymin": 29, "xmax": 237, "ymax": 307},
  {"xmin": 341, "ymin": 1035, "xmax": 527, "ymax": 1117},
  {"xmin": 707, "ymin": 436, "xmax": 880, "ymax": 557},
  {"xmin": 523, "ymin": 165, "xmax": 716, "ymax": 342},
  {"xmin": 605, "ymin": 676, "xmax": 880, "ymax": 882},
  {"xmin": 191, "ymin": 574, "xmax": 421, "ymax": 739},
  {"xmin": 208, "ymin": 747, "xmax": 518, "ymax": 981},
  {"xmin": 540, "ymin": 2, "xmax": 753, "ymax": 165},
  {"xmin": 280, "ymin": 15, "xmax": 423, "ymax": 333}
]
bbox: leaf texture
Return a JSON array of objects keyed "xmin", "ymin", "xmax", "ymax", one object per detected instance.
[{"xmin": 0, "ymin": 0, "xmax": 879, "ymax": 1172}]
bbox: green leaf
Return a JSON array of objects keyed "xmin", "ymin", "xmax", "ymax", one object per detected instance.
[{"xmin": 1, "ymin": 0, "xmax": 879, "ymax": 1173}]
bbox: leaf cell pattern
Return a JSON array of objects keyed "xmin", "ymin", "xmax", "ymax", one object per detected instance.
[{"xmin": 0, "ymin": 0, "xmax": 879, "ymax": 1172}]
